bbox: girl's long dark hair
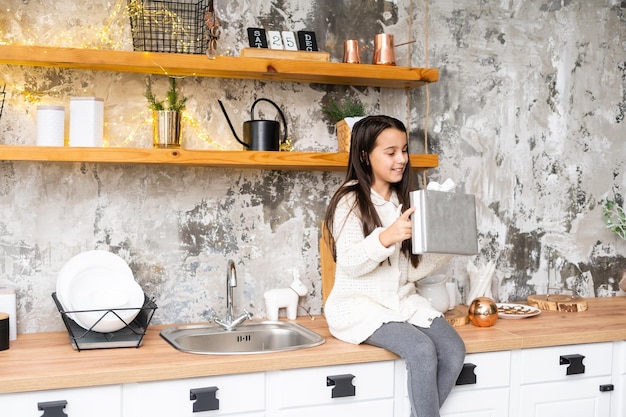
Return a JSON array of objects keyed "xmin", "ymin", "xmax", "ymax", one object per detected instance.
[{"xmin": 324, "ymin": 115, "xmax": 420, "ymax": 268}]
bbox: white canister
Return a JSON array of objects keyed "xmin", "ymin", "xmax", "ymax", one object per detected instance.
[
  {"xmin": 69, "ymin": 97, "xmax": 104, "ymax": 147},
  {"xmin": 36, "ymin": 105, "xmax": 65, "ymax": 146},
  {"xmin": 0, "ymin": 285, "xmax": 17, "ymax": 341}
]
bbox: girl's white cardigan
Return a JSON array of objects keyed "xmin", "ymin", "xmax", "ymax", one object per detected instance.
[{"xmin": 324, "ymin": 186, "xmax": 451, "ymax": 344}]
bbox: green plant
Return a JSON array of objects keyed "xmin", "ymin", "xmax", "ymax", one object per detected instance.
[
  {"xmin": 602, "ymin": 199, "xmax": 626, "ymax": 240},
  {"xmin": 144, "ymin": 77, "xmax": 187, "ymax": 112},
  {"xmin": 320, "ymin": 97, "xmax": 365, "ymax": 123}
]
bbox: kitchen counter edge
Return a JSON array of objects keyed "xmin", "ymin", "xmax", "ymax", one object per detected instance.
[{"xmin": 0, "ymin": 297, "xmax": 624, "ymax": 394}]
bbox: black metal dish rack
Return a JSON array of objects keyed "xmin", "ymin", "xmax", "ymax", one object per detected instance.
[{"xmin": 52, "ymin": 292, "xmax": 157, "ymax": 351}]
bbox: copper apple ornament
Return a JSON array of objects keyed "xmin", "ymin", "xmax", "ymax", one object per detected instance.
[{"xmin": 468, "ymin": 297, "xmax": 498, "ymax": 327}]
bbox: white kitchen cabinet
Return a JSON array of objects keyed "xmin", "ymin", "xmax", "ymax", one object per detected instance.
[
  {"xmin": 517, "ymin": 342, "xmax": 614, "ymax": 417},
  {"xmin": 3, "ymin": 340, "xmax": 624, "ymax": 417},
  {"xmin": 0, "ymin": 385, "xmax": 122, "ymax": 417},
  {"xmin": 265, "ymin": 361, "xmax": 395, "ymax": 417},
  {"xmin": 122, "ymin": 373, "xmax": 265, "ymax": 417},
  {"xmin": 618, "ymin": 375, "xmax": 626, "ymax": 417},
  {"xmin": 394, "ymin": 351, "xmax": 512, "ymax": 417},
  {"xmin": 519, "ymin": 376, "xmax": 611, "ymax": 417},
  {"xmin": 612, "ymin": 341, "xmax": 626, "ymax": 417}
]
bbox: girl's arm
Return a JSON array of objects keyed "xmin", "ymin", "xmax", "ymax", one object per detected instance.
[
  {"xmin": 407, "ymin": 254, "xmax": 453, "ymax": 282},
  {"xmin": 332, "ymin": 196, "xmax": 395, "ymax": 278}
]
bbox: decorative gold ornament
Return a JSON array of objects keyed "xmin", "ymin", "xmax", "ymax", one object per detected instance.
[{"xmin": 468, "ymin": 297, "xmax": 498, "ymax": 327}]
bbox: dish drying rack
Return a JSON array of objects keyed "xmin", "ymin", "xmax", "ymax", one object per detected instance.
[{"xmin": 52, "ymin": 292, "xmax": 157, "ymax": 351}]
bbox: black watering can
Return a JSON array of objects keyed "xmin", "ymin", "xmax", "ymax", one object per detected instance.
[{"xmin": 218, "ymin": 98, "xmax": 288, "ymax": 151}]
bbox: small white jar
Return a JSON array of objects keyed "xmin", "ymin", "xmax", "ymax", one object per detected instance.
[
  {"xmin": 69, "ymin": 97, "xmax": 104, "ymax": 147},
  {"xmin": 36, "ymin": 105, "xmax": 65, "ymax": 146}
]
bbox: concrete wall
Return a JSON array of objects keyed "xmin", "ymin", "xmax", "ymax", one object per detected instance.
[{"xmin": 0, "ymin": 0, "xmax": 624, "ymax": 333}]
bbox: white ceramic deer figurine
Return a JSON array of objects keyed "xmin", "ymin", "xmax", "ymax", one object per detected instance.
[{"xmin": 264, "ymin": 269, "xmax": 308, "ymax": 320}]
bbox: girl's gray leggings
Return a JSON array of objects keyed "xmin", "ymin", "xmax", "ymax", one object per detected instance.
[{"xmin": 364, "ymin": 317, "xmax": 466, "ymax": 417}]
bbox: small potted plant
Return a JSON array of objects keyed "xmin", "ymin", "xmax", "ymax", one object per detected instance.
[
  {"xmin": 145, "ymin": 77, "xmax": 187, "ymax": 148},
  {"xmin": 602, "ymin": 198, "xmax": 626, "ymax": 240},
  {"xmin": 320, "ymin": 96, "xmax": 365, "ymax": 152},
  {"xmin": 601, "ymin": 196, "xmax": 626, "ymax": 292}
]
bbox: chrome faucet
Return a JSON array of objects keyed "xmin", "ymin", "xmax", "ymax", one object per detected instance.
[{"xmin": 210, "ymin": 259, "xmax": 252, "ymax": 331}]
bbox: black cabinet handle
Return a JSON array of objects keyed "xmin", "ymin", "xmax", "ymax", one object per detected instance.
[
  {"xmin": 560, "ymin": 354, "xmax": 586, "ymax": 375},
  {"xmin": 190, "ymin": 387, "xmax": 219, "ymax": 412},
  {"xmin": 38, "ymin": 400, "xmax": 68, "ymax": 417},
  {"xmin": 326, "ymin": 374, "xmax": 356, "ymax": 398},
  {"xmin": 455, "ymin": 363, "xmax": 477, "ymax": 385},
  {"xmin": 599, "ymin": 384, "xmax": 614, "ymax": 392}
]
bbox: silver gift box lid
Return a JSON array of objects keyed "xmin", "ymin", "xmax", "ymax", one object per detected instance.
[{"xmin": 410, "ymin": 190, "xmax": 478, "ymax": 255}]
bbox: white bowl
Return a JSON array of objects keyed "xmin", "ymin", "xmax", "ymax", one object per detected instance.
[{"xmin": 56, "ymin": 250, "xmax": 144, "ymax": 333}]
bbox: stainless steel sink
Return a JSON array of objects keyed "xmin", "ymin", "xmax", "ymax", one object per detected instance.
[{"xmin": 160, "ymin": 320, "xmax": 325, "ymax": 355}]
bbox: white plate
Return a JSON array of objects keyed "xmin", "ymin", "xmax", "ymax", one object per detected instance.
[
  {"xmin": 57, "ymin": 250, "xmax": 133, "ymax": 310},
  {"xmin": 56, "ymin": 250, "xmax": 144, "ymax": 332},
  {"xmin": 496, "ymin": 303, "xmax": 541, "ymax": 319}
]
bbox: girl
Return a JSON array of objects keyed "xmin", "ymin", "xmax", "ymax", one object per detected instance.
[{"xmin": 323, "ymin": 115, "xmax": 466, "ymax": 417}]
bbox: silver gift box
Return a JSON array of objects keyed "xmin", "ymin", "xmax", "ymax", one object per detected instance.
[{"xmin": 409, "ymin": 190, "xmax": 478, "ymax": 255}]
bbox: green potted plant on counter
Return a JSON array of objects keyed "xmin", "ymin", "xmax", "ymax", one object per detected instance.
[
  {"xmin": 145, "ymin": 77, "xmax": 187, "ymax": 148},
  {"xmin": 320, "ymin": 96, "xmax": 365, "ymax": 153},
  {"xmin": 601, "ymin": 196, "xmax": 626, "ymax": 292},
  {"xmin": 602, "ymin": 198, "xmax": 626, "ymax": 240}
]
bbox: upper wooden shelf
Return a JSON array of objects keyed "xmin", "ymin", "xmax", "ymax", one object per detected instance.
[
  {"xmin": 0, "ymin": 146, "xmax": 438, "ymax": 172},
  {"xmin": 0, "ymin": 44, "xmax": 438, "ymax": 89}
]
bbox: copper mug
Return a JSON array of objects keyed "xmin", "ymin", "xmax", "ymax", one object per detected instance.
[
  {"xmin": 372, "ymin": 33, "xmax": 396, "ymax": 65},
  {"xmin": 343, "ymin": 40, "xmax": 361, "ymax": 64}
]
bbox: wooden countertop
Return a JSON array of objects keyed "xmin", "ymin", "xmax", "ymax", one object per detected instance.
[{"xmin": 1, "ymin": 297, "xmax": 624, "ymax": 394}]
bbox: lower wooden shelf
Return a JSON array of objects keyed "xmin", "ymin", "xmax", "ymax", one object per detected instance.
[{"xmin": 0, "ymin": 145, "xmax": 438, "ymax": 171}]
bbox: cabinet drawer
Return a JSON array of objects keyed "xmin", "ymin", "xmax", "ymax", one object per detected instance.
[
  {"xmin": 616, "ymin": 341, "xmax": 626, "ymax": 375},
  {"xmin": 520, "ymin": 342, "xmax": 613, "ymax": 385},
  {"xmin": 617, "ymin": 374, "xmax": 626, "ymax": 417},
  {"xmin": 519, "ymin": 376, "xmax": 612, "ymax": 417},
  {"xmin": 0, "ymin": 385, "xmax": 121, "ymax": 417},
  {"xmin": 267, "ymin": 361, "xmax": 394, "ymax": 409},
  {"xmin": 123, "ymin": 373, "xmax": 265, "ymax": 416},
  {"xmin": 274, "ymin": 398, "xmax": 394, "ymax": 417},
  {"xmin": 395, "ymin": 350, "xmax": 511, "ymax": 399},
  {"xmin": 442, "ymin": 387, "xmax": 510, "ymax": 416},
  {"xmin": 395, "ymin": 386, "xmax": 510, "ymax": 417}
]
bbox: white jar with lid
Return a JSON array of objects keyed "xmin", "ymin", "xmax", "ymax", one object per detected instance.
[
  {"xmin": 36, "ymin": 105, "xmax": 65, "ymax": 146},
  {"xmin": 69, "ymin": 97, "xmax": 104, "ymax": 147},
  {"xmin": 0, "ymin": 285, "xmax": 16, "ymax": 341}
]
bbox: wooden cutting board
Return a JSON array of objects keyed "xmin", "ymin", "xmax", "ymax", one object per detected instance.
[
  {"xmin": 445, "ymin": 305, "xmax": 469, "ymax": 327},
  {"xmin": 527, "ymin": 294, "xmax": 588, "ymax": 312},
  {"xmin": 240, "ymin": 48, "xmax": 330, "ymax": 61}
]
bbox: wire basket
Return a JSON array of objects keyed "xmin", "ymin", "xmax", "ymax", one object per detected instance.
[
  {"xmin": 127, "ymin": 0, "xmax": 210, "ymax": 54},
  {"xmin": 52, "ymin": 292, "xmax": 157, "ymax": 351}
]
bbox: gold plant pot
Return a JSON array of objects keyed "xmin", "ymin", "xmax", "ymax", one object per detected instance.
[
  {"xmin": 153, "ymin": 110, "xmax": 182, "ymax": 148},
  {"xmin": 336, "ymin": 116, "xmax": 365, "ymax": 153},
  {"xmin": 336, "ymin": 119, "xmax": 352, "ymax": 153}
]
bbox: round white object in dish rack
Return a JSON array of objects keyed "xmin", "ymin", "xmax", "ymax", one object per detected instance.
[{"xmin": 56, "ymin": 250, "xmax": 144, "ymax": 333}]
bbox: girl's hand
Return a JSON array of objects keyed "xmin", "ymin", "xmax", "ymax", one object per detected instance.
[{"xmin": 379, "ymin": 207, "xmax": 415, "ymax": 248}]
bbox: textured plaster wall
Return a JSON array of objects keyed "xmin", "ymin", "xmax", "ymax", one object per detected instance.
[{"xmin": 0, "ymin": 0, "xmax": 624, "ymax": 334}]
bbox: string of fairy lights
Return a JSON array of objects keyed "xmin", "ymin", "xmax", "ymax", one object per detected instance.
[{"xmin": 0, "ymin": 0, "xmax": 228, "ymax": 150}]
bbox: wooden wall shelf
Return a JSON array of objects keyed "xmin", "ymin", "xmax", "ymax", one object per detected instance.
[
  {"xmin": 0, "ymin": 146, "xmax": 438, "ymax": 172},
  {"xmin": 0, "ymin": 45, "xmax": 440, "ymax": 171},
  {"xmin": 0, "ymin": 44, "xmax": 438, "ymax": 89}
]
